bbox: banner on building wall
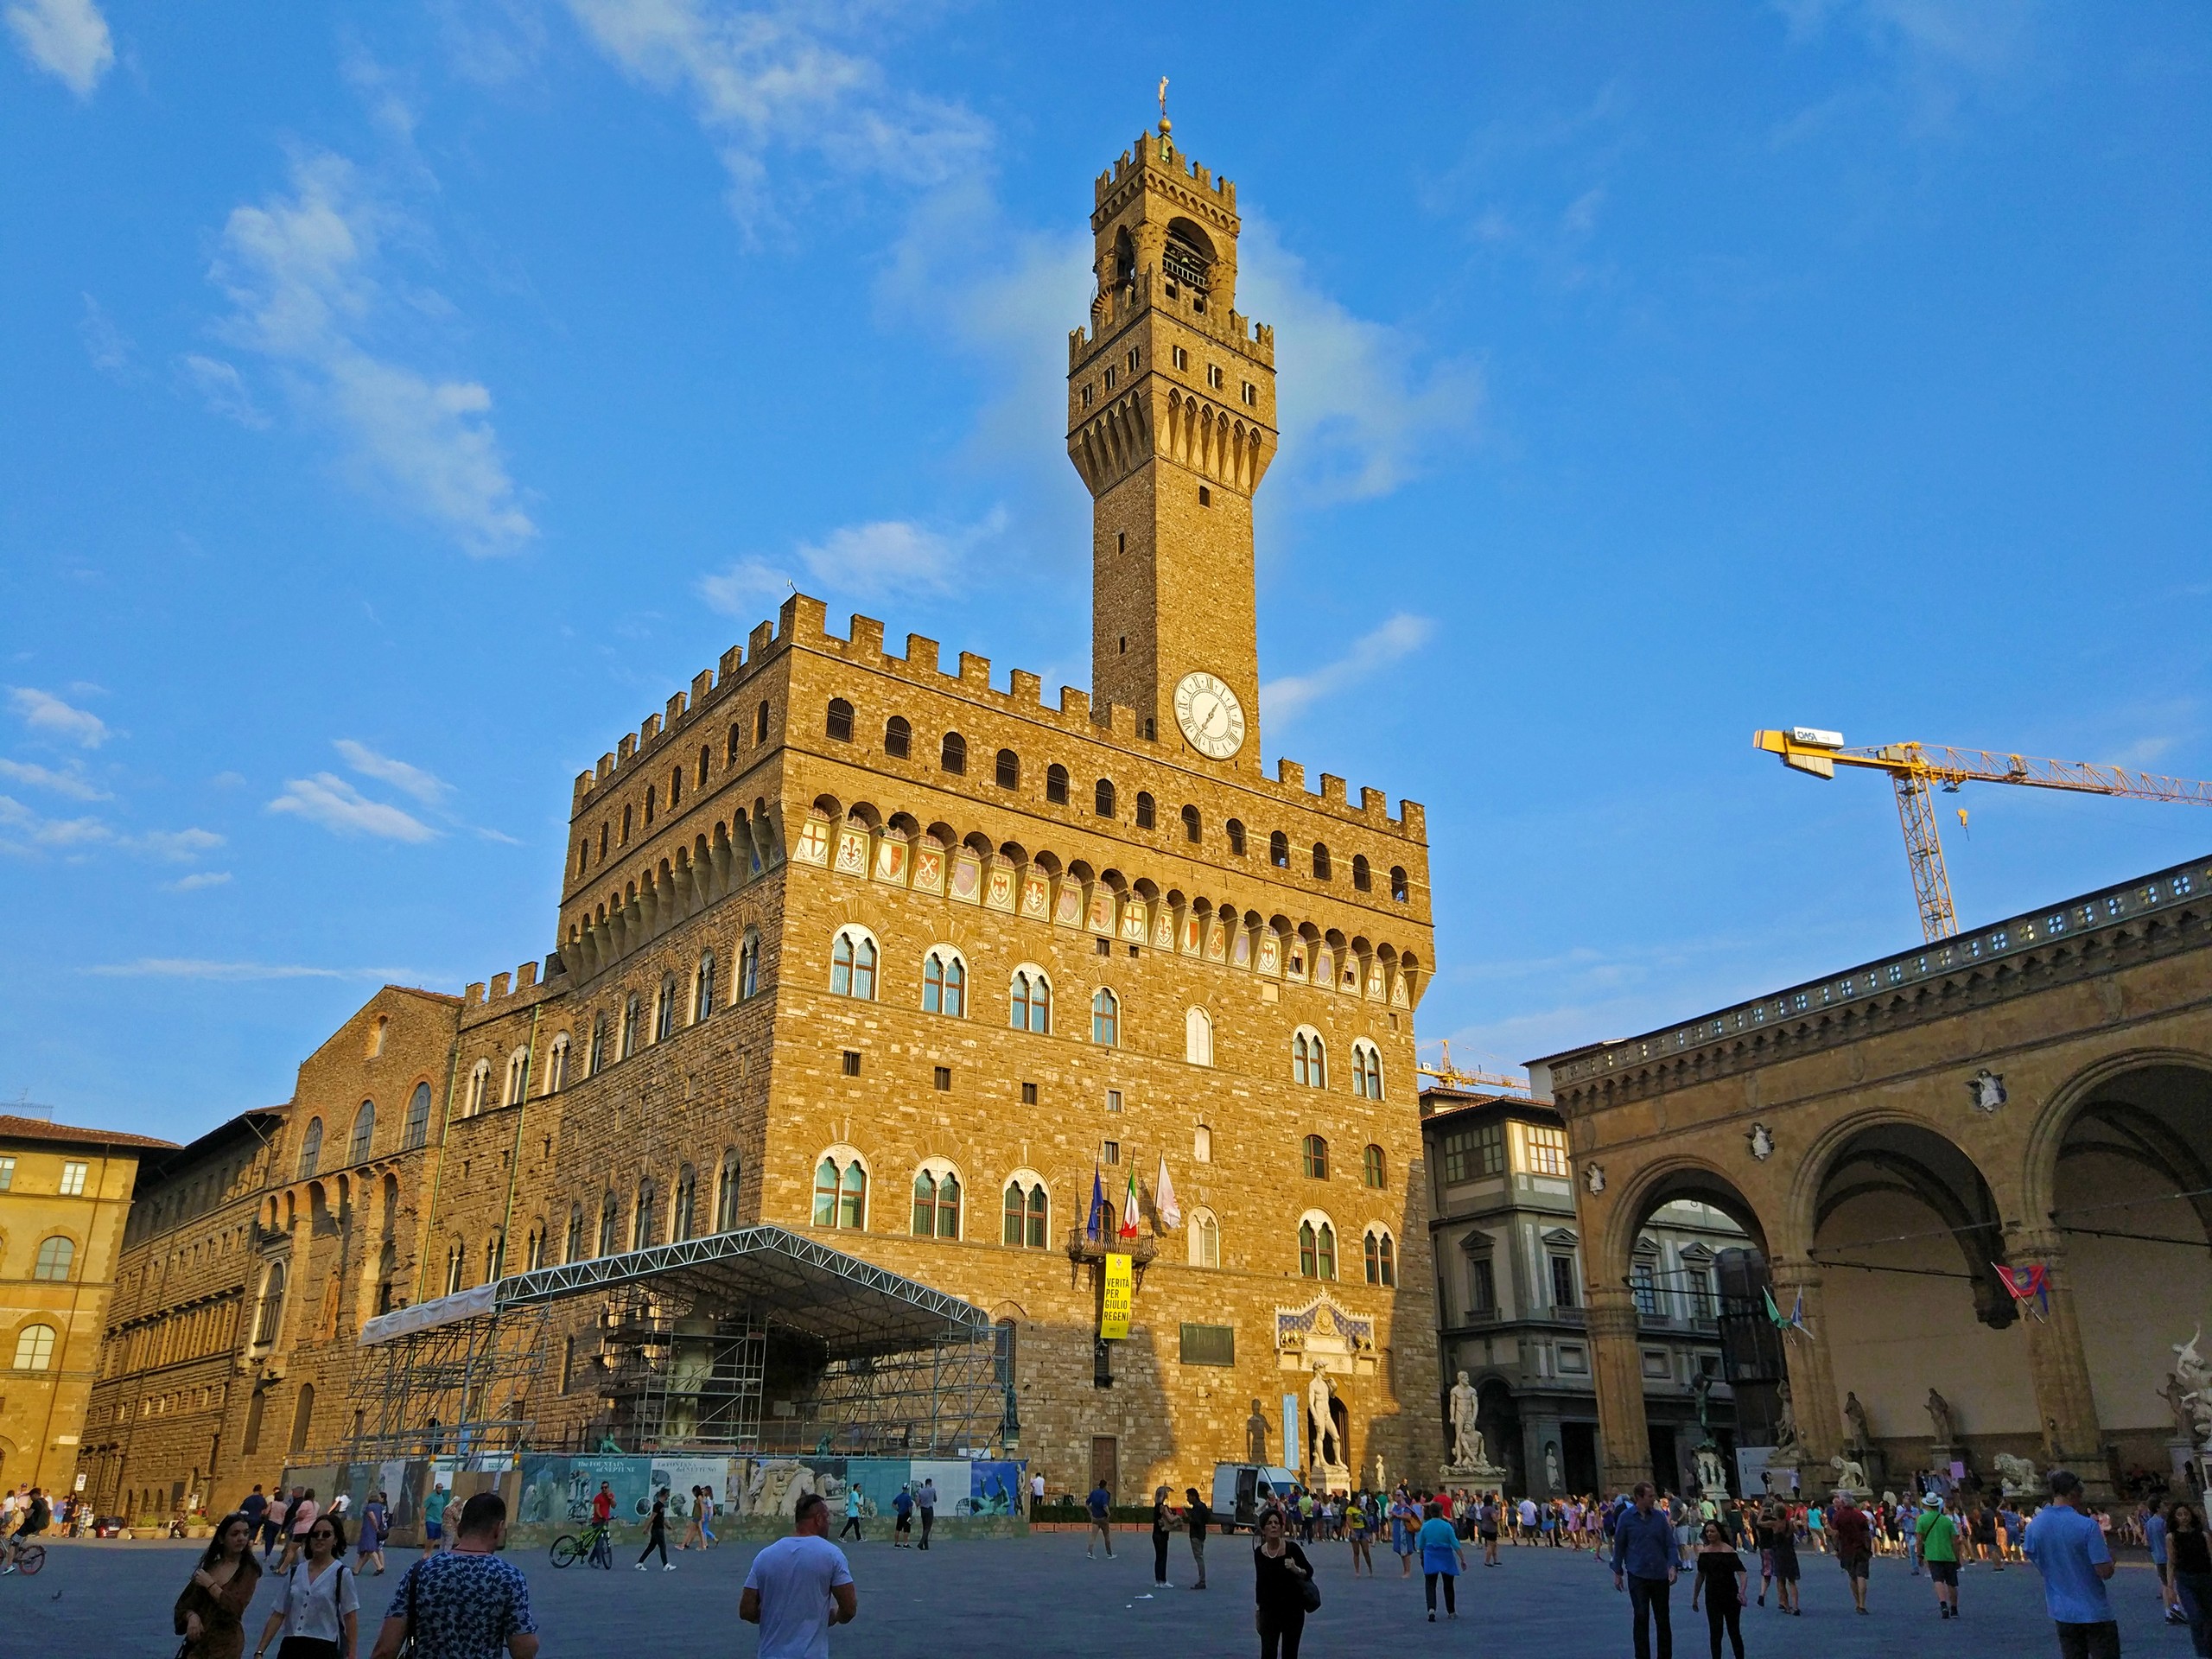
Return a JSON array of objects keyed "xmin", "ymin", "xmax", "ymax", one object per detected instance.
[
  {"xmin": 1099, "ymin": 1253, "xmax": 1133, "ymax": 1339},
  {"xmin": 1282, "ymin": 1395, "xmax": 1301, "ymax": 1473}
]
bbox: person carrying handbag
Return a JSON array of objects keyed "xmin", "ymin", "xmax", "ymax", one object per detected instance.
[
  {"xmin": 254, "ymin": 1512, "xmax": 359, "ymax": 1659},
  {"xmin": 175, "ymin": 1512, "xmax": 262, "ymax": 1659},
  {"xmin": 1253, "ymin": 1508, "xmax": 1318, "ymax": 1659}
]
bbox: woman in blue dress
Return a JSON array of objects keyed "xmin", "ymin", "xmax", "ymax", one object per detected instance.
[{"xmin": 1389, "ymin": 1489, "xmax": 1419, "ymax": 1579}]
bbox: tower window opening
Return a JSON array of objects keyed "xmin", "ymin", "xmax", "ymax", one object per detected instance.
[
  {"xmin": 941, "ymin": 731, "xmax": 967, "ymax": 774},
  {"xmin": 1103, "ymin": 365, "xmax": 1117, "ymax": 391},
  {"xmin": 884, "ymin": 715, "xmax": 911, "ymax": 759},
  {"xmin": 1125, "ymin": 346, "xmax": 1140, "ymax": 373},
  {"xmin": 1269, "ymin": 830, "xmax": 1289, "ymax": 868},
  {"xmin": 1181, "ymin": 805, "xmax": 1201, "ymax": 842},
  {"xmin": 1082, "ymin": 384, "xmax": 1094, "ymax": 408},
  {"xmin": 1352, "ymin": 854, "xmax": 1371, "ymax": 893},
  {"xmin": 1172, "ymin": 346, "xmax": 1188, "ymax": 371},
  {"xmin": 825, "ymin": 699, "xmax": 854, "ymax": 742},
  {"xmin": 1206, "ymin": 363, "xmax": 1225, "ymax": 391},
  {"xmin": 1143, "ymin": 717, "xmax": 1155, "ymax": 741},
  {"xmin": 1046, "ymin": 764, "xmax": 1070, "ymax": 805},
  {"xmin": 1094, "ymin": 778, "xmax": 1116, "ymax": 817},
  {"xmin": 1164, "ymin": 229, "xmax": 1211, "ymax": 290},
  {"xmin": 995, "ymin": 748, "xmax": 1020, "ymax": 790},
  {"xmin": 1135, "ymin": 791, "xmax": 1155, "ymax": 830},
  {"xmin": 1242, "ymin": 381, "xmax": 1257, "ymax": 406},
  {"xmin": 1226, "ymin": 818, "xmax": 1246, "ymax": 856},
  {"xmin": 1198, "ymin": 486, "xmax": 1211, "ymax": 507},
  {"xmin": 755, "ymin": 701, "xmax": 770, "ymax": 744},
  {"xmin": 1116, "ymin": 531, "xmax": 1125, "ymax": 553},
  {"xmin": 1117, "ymin": 635, "xmax": 1127, "ymax": 654}
]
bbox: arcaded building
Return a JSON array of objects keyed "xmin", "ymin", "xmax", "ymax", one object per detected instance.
[{"xmin": 89, "ymin": 119, "xmax": 1444, "ymax": 1518}]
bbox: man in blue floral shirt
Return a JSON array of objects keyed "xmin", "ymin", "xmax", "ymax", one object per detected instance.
[{"xmin": 370, "ymin": 1491, "xmax": 538, "ymax": 1659}]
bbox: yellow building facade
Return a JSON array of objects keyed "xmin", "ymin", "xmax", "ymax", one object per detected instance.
[{"xmin": 90, "ymin": 121, "xmax": 1446, "ymax": 1520}]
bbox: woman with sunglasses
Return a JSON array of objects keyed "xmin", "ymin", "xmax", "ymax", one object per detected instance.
[
  {"xmin": 254, "ymin": 1512, "xmax": 359, "ymax": 1659},
  {"xmin": 175, "ymin": 1511, "xmax": 261, "ymax": 1659}
]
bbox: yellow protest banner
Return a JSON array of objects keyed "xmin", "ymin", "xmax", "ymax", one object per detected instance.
[{"xmin": 1100, "ymin": 1251, "xmax": 1133, "ymax": 1339}]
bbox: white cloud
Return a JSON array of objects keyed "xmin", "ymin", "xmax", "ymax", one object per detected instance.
[
  {"xmin": 136, "ymin": 827, "xmax": 226, "ymax": 861},
  {"xmin": 563, "ymin": 0, "xmax": 988, "ymax": 226},
  {"xmin": 179, "ymin": 354, "xmax": 269, "ymax": 429},
  {"xmin": 1262, "ymin": 613, "xmax": 1438, "ymax": 724},
  {"xmin": 0, "ymin": 794, "xmax": 222, "ymax": 860},
  {"xmin": 8, "ymin": 687, "xmax": 108, "ymax": 747},
  {"xmin": 86, "ymin": 957, "xmax": 389, "ymax": 982},
  {"xmin": 209, "ymin": 152, "xmax": 536, "ymax": 556},
  {"xmin": 334, "ymin": 738, "xmax": 451, "ymax": 807},
  {"xmin": 5, "ymin": 0, "xmax": 112, "ymax": 98},
  {"xmin": 268, "ymin": 772, "xmax": 438, "ymax": 842},
  {"xmin": 0, "ymin": 757, "xmax": 109, "ymax": 800},
  {"xmin": 164, "ymin": 870, "xmax": 232, "ymax": 893},
  {"xmin": 79, "ymin": 294, "xmax": 131, "ymax": 378},
  {"xmin": 701, "ymin": 508, "xmax": 1007, "ymax": 617}
]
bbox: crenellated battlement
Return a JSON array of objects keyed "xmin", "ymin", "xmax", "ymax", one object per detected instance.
[
  {"xmin": 1068, "ymin": 266, "xmax": 1274, "ymax": 372},
  {"xmin": 1095, "ymin": 129, "xmax": 1237, "ymax": 217}
]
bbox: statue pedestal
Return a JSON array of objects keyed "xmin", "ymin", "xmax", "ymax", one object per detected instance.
[
  {"xmin": 1312, "ymin": 1461, "xmax": 1351, "ymax": 1492},
  {"xmin": 1441, "ymin": 1460, "xmax": 1509, "ymax": 1492}
]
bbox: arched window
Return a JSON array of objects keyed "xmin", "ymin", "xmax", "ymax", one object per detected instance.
[
  {"xmin": 698, "ymin": 742, "xmax": 711, "ymax": 786},
  {"xmin": 1390, "ymin": 865, "xmax": 1409, "ymax": 903},
  {"xmin": 1009, "ymin": 968, "xmax": 1052, "ymax": 1033},
  {"xmin": 445, "ymin": 1240, "xmax": 467, "ymax": 1295},
  {"xmin": 32, "ymin": 1236, "xmax": 74, "ymax": 1281},
  {"xmin": 830, "ymin": 927, "xmax": 879, "ymax": 1000},
  {"xmin": 738, "ymin": 929, "xmax": 761, "ymax": 1000},
  {"xmin": 525, "ymin": 1222, "xmax": 545, "ymax": 1272},
  {"xmin": 1293, "ymin": 1029, "xmax": 1328, "ymax": 1089},
  {"xmin": 825, "ymin": 698, "xmax": 855, "ymax": 741},
  {"xmin": 1185, "ymin": 1007, "xmax": 1213, "ymax": 1066},
  {"xmin": 1193, "ymin": 1123, "xmax": 1212, "ymax": 1164},
  {"xmin": 883, "ymin": 715, "xmax": 912, "ymax": 758},
  {"xmin": 1226, "ymin": 818, "xmax": 1246, "ymax": 856},
  {"xmin": 756, "ymin": 700, "xmax": 771, "ymax": 743},
  {"xmin": 995, "ymin": 748, "xmax": 1020, "ymax": 789},
  {"xmin": 486, "ymin": 1227, "xmax": 505, "ymax": 1281},
  {"xmin": 1364, "ymin": 1226, "xmax": 1397, "ymax": 1287},
  {"xmin": 1046, "ymin": 764, "xmax": 1070, "ymax": 805},
  {"xmin": 1303, "ymin": 1135, "xmax": 1331, "ymax": 1179},
  {"xmin": 715, "ymin": 1152, "xmax": 741, "ymax": 1232},
  {"xmin": 505, "ymin": 1048, "xmax": 530, "ymax": 1105},
  {"xmin": 621, "ymin": 994, "xmax": 641, "ymax": 1058},
  {"xmin": 288, "ymin": 1382, "xmax": 315, "ymax": 1456},
  {"xmin": 1362, "ymin": 1142, "xmax": 1387, "ymax": 1188},
  {"xmin": 941, "ymin": 731, "xmax": 967, "ymax": 773},
  {"xmin": 465, "ymin": 1060, "xmax": 491, "ymax": 1116},
  {"xmin": 296, "ymin": 1117, "xmax": 323, "ymax": 1179},
  {"xmin": 695, "ymin": 951, "xmax": 717, "ymax": 1021},
  {"xmin": 632, "ymin": 1177, "xmax": 658, "ymax": 1250},
  {"xmin": 564, "ymin": 1205, "xmax": 584, "ymax": 1263},
  {"xmin": 403, "ymin": 1082, "xmax": 432, "ymax": 1150},
  {"xmin": 1188, "ymin": 1209, "xmax": 1220, "ymax": 1269},
  {"xmin": 598, "ymin": 1190, "xmax": 620, "ymax": 1256},
  {"xmin": 1090, "ymin": 988, "xmax": 1119, "ymax": 1046},
  {"xmin": 812, "ymin": 1154, "xmax": 868, "ymax": 1230},
  {"xmin": 547, "ymin": 1033, "xmax": 570, "ymax": 1094},
  {"xmin": 1135, "ymin": 791, "xmax": 1155, "ymax": 829},
  {"xmin": 1352, "ymin": 854, "xmax": 1372, "ymax": 893},
  {"xmin": 671, "ymin": 1166, "xmax": 697, "ymax": 1243},
  {"xmin": 1352, "ymin": 1039, "xmax": 1385, "ymax": 1100},
  {"xmin": 655, "ymin": 973, "xmax": 678, "ymax": 1041},
  {"xmin": 588, "ymin": 1015, "xmax": 608, "ymax": 1076},
  {"xmin": 1298, "ymin": 1217, "xmax": 1338, "ymax": 1281},
  {"xmin": 1094, "ymin": 778, "xmax": 1116, "ymax": 817},
  {"xmin": 1001, "ymin": 1175, "xmax": 1050, "ymax": 1248},
  {"xmin": 1313, "ymin": 842, "xmax": 1332, "ymax": 880},
  {"xmin": 254, "ymin": 1263, "xmax": 286, "ymax": 1344},
  {"xmin": 911, "ymin": 1164, "xmax": 962, "ymax": 1239},
  {"xmin": 1181, "ymin": 804, "xmax": 1201, "ymax": 842},
  {"xmin": 348, "ymin": 1099, "xmax": 375, "ymax": 1164},
  {"xmin": 922, "ymin": 947, "xmax": 966, "ymax": 1017},
  {"xmin": 1268, "ymin": 830, "xmax": 1289, "ymax": 868}
]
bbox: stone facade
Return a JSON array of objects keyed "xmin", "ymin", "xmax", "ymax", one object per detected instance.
[
  {"xmin": 1530, "ymin": 856, "xmax": 2212, "ymax": 1499},
  {"xmin": 85, "ymin": 120, "xmax": 1446, "ymax": 1519},
  {"xmin": 1, "ymin": 1113, "xmax": 171, "ymax": 1496}
]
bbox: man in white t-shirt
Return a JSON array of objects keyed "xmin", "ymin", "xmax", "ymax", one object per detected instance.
[
  {"xmin": 1030, "ymin": 1471, "xmax": 1045, "ymax": 1516},
  {"xmin": 742, "ymin": 1493, "xmax": 857, "ymax": 1659}
]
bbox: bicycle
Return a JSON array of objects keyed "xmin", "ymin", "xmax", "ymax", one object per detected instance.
[
  {"xmin": 2, "ymin": 1541, "xmax": 45, "ymax": 1577},
  {"xmin": 550, "ymin": 1519, "xmax": 613, "ymax": 1569}
]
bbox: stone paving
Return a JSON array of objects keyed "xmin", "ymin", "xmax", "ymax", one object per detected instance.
[{"xmin": 6, "ymin": 1531, "xmax": 2184, "ymax": 1656}]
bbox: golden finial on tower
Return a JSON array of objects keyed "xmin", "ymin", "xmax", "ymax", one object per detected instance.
[{"xmin": 1157, "ymin": 75, "xmax": 1170, "ymax": 134}]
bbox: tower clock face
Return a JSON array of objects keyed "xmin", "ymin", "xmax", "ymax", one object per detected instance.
[{"xmin": 1173, "ymin": 671, "xmax": 1246, "ymax": 760}]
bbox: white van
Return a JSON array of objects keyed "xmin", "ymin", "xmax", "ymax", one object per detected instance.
[{"xmin": 1211, "ymin": 1463, "xmax": 1299, "ymax": 1534}]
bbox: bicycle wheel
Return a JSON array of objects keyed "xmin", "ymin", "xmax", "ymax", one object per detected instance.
[
  {"xmin": 549, "ymin": 1535, "xmax": 581, "ymax": 1568},
  {"xmin": 18, "ymin": 1545, "xmax": 45, "ymax": 1576}
]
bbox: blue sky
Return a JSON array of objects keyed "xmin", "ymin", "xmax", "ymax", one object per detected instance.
[{"xmin": 3, "ymin": 2, "xmax": 2207, "ymax": 1141}]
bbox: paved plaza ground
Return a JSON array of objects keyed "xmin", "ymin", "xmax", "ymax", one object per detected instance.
[{"xmin": 6, "ymin": 1530, "xmax": 2186, "ymax": 1656}]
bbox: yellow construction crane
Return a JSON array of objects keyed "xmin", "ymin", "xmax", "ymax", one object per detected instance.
[
  {"xmin": 1416, "ymin": 1040, "xmax": 1548, "ymax": 1100},
  {"xmin": 1755, "ymin": 727, "xmax": 2212, "ymax": 943}
]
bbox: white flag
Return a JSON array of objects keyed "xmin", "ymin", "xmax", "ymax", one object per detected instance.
[{"xmin": 1154, "ymin": 1154, "xmax": 1182, "ymax": 1230}]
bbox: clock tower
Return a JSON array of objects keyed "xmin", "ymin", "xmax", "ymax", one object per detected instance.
[{"xmin": 1068, "ymin": 118, "xmax": 1276, "ymax": 768}]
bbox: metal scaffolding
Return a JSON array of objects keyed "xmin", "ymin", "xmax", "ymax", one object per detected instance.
[{"xmin": 350, "ymin": 1224, "xmax": 1007, "ymax": 1459}]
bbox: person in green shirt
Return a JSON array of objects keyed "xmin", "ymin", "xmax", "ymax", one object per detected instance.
[
  {"xmin": 1916, "ymin": 1493, "xmax": 1961, "ymax": 1619},
  {"xmin": 423, "ymin": 1484, "xmax": 451, "ymax": 1554}
]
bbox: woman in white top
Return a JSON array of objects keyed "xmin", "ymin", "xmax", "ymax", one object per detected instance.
[{"xmin": 252, "ymin": 1511, "xmax": 359, "ymax": 1659}]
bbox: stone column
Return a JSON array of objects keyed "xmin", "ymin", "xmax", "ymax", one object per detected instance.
[
  {"xmin": 1586, "ymin": 1286, "xmax": 1650, "ymax": 1491},
  {"xmin": 1770, "ymin": 1258, "xmax": 1840, "ymax": 1465},
  {"xmin": 2012, "ymin": 1228, "xmax": 2109, "ymax": 1492}
]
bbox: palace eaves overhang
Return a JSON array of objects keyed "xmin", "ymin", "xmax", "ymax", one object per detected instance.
[{"xmin": 1529, "ymin": 854, "xmax": 2212, "ymax": 1101}]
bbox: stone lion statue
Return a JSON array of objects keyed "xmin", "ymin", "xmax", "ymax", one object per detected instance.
[{"xmin": 1993, "ymin": 1452, "xmax": 2040, "ymax": 1497}]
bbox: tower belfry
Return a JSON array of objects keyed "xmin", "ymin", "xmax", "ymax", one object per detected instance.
[{"xmin": 1068, "ymin": 117, "xmax": 1276, "ymax": 770}]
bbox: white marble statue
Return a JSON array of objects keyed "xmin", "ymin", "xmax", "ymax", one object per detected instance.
[
  {"xmin": 1443, "ymin": 1370, "xmax": 1505, "ymax": 1478},
  {"xmin": 1545, "ymin": 1443, "xmax": 1563, "ymax": 1492},
  {"xmin": 1993, "ymin": 1452, "xmax": 2040, "ymax": 1497},
  {"xmin": 2175, "ymin": 1328, "xmax": 2212, "ymax": 1446},
  {"xmin": 1696, "ymin": 1446, "xmax": 1731, "ymax": 1497},
  {"xmin": 1828, "ymin": 1452, "xmax": 1867, "ymax": 1496},
  {"xmin": 1309, "ymin": 1363, "xmax": 1344, "ymax": 1472}
]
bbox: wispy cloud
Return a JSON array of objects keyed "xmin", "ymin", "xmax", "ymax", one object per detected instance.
[
  {"xmin": 1262, "ymin": 613, "xmax": 1438, "ymax": 724},
  {"xmin": 8, "ymin": 687, "xmax": 109, "ymax": 748},
  {"xmin": 86, "ymin": 957, "xmax": 402, "ymax": 982},
  {"xmin": 79, "ymin": 294, "xmax": 132, "ymax": 378},
  {"xmin": 163, "ymin": 870, "xmax": 232, "ymax": 893},
  {"xmin": 268, "ymin": 772, "xmax": 438, "ymax": 842},
  {"xmin": 700, "ymin": 508, "xmax": 1007, "ymax": 617},
  {"xmin": 0, "ymin": 794, "xmax": 224, "ymax": 861},
  {"xmin": 563, "ymin": 0, "xmax": 988, "ymax": 228},
  {"xmin": 5, "ymin": 0, "xmax": 112, "ymax": 99},
  {"xmin": 207, "ymin": 151, "xmax": 536, "ymax": 556},
  {"xmin": 334, "ymin": 738, "xmax": 451, "ymax": 808},
  {"xmin": 0, "ymin": 757, "xmax": 110, "ymax": 801},
  {"xmin": 179, "ymin": 354, "xmax": 270, "ymax": 429},
  {"xmin": 1772, "ymin": 0, "xmax": 2046, "ymax": 136}
]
